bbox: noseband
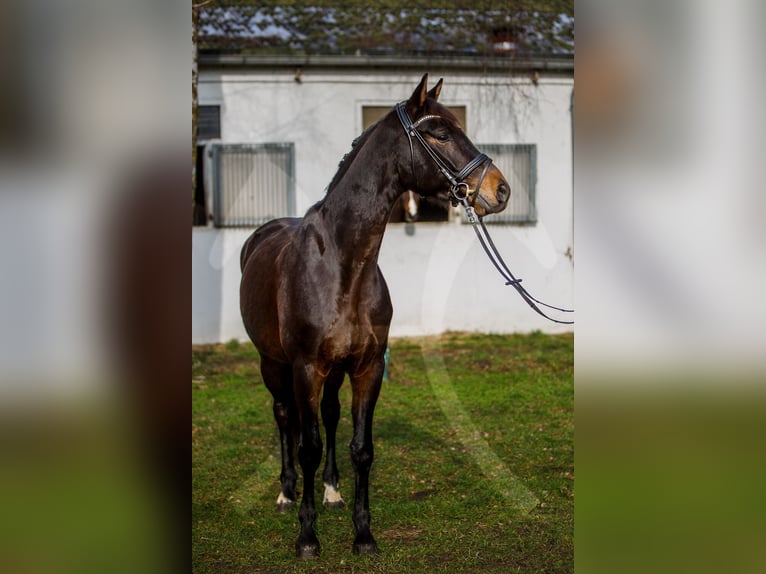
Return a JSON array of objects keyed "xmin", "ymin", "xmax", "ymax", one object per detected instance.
[
  {"xmin": 396, "ymin": 102, "xmax": 492, "ymax": 207},
  {"xmin": 395, "ymin": 101, "xmax": 574, "ymax": 325}
]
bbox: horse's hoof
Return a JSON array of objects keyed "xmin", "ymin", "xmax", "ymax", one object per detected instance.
[
  {"xmin": 296, "ymin": 542, "xmax": 320, "ymax": 559},
  {"xmin": 352, "ymin": 539, "xmax": 378, "ymax": 555},
  {"xmin": 276, "ymin": 493, "xmax": 296, "ymax": 513},
  {"xmin": 322, "ymin": 483, "xmax": 344, "ymax": 509},
  {"xmin": 276, "ymin": 501, "xmax": 296, "ymax": 513}
]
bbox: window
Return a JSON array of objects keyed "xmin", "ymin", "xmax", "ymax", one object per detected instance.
[
  {"xmin": 197, "ymin": 105, "xmax": 221, "ymax": 140},
  {"xmin": 194, "ymin": 106, "xmax": 222, "ymax": 225},
  {"xmin": 361, "ymin": 106, "xmax": 467, "ymax": 132},
  {"xmin": 210, "ymin": 143, "xmax": 295, "ymax": 227},
  {"xmin": 466, "ymin": 144, "xmax": 537, "ymax": 224},
  {"xmin": 193, "ymin": 144, "xmax": 208, "ymax": 225}
]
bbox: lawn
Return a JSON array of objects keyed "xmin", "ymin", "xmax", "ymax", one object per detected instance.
[{"xmin": 192, "ymin": 331, "xmax": 573, "ymax": 573}]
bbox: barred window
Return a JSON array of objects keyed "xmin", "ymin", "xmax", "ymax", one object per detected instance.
[
  {"xmin": 210, "ymin": 143, "xmax": 295, "ymax": 227},
  {"xmin": 197, "ymin": 105, "xmax": 221, "ymax": 140},
  {"xmin": 466, "ymin": 144, "xmax": 537, "ymax": 224}
]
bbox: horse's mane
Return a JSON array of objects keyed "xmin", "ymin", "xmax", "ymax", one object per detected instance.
[{"xmin": 326, "ymin": 118, "xmax": 381, "ymax": 192}]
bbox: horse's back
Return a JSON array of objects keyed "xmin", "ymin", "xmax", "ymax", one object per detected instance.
[{"xmin": 240, "ymin": 217, "xmax": 301, "ymax": 272}]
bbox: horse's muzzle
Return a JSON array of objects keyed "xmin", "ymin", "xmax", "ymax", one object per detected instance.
[
  {"xmin": 496, "ymin": 181, "xmax": 510, "ymax": 205},
  {"xmin": 473, "ymin": 178, "xmax": 510, "ymax": 216}
]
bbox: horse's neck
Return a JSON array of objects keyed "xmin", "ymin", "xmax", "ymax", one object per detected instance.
[{"xmin": 315, "ymin": 126, "xmax": 403, "ymax": 267}]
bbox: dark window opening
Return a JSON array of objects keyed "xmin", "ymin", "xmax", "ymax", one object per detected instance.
[
  {"xmin": 197, "ymin": 105, "xmax": 220, "ymax": 140},
  {"xmin": 388, "ymin": 193, "xmax": 450, "ymax": 223},
  {"xmin": 193, "ymin": 145, "xmax": 208, "ymax": 226}
]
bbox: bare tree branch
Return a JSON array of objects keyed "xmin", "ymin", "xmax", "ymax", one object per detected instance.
[{"xmin": 192, "ymin": 0, "xmax": 215, "ymax": 10}]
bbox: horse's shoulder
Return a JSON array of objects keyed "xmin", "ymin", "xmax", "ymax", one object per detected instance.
[{"xmin": 295, "ymin": 213, "xmax": 332, "ymax": 255}]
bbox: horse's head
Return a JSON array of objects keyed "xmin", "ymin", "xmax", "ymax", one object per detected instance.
[{"xmin": 399, "ymin": 74, "xmax": 510, "ymax": 217}]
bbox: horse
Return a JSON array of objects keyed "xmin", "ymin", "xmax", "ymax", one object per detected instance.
[
  {"xmin": 239, "ymin": 74, "xmax": 510, "ymax": 558},
  {"xmin": 390, "ymin": 190, "xmax": 420, "ymax": 222},
  {"xmin": 389, "ymin": 190, "xmax": 449, "ymax": 224}
]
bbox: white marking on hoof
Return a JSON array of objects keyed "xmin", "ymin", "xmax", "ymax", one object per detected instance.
[
  {"xmin": 323, "ymin": 483, "xmax": 344, "ymax": 506},
  {"xmin": 277, "ymin": 492, "xmax": 294, "ymax": 506}
]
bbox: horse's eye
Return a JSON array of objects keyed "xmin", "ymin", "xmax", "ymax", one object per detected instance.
[{"xmin": 434, "ymin": 133, "xmax": 450, "ymax": 142}]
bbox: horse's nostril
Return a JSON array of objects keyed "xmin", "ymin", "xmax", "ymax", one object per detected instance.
[{"xmin": 497, "ymin": 182, "xmax": 510, "ymax": 203}]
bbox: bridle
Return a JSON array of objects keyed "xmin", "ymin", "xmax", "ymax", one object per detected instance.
[
  {"xmin": 396, "ymin": 100, "xmax": 574, "ymax": 325},
  {"xmin": 396, "ymin": 102, "xmax": 492, "ymax": 208}
]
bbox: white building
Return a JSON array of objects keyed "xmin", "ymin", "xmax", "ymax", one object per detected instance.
[{"xmin": 193, "ymin": 54, "xmax": 573, "ymax": 344}]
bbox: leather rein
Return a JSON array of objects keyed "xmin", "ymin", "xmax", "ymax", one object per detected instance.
[{"xmin": 395, "ymin": 101, "xmax": 574, "ymax": 325}]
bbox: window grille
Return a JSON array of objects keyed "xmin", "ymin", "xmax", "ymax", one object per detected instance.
[
  {"xmin": 210, "ymin": 143, "xmax": 295, "ymax": 227},
  {"xmin": 197, "ymin": 105, "xmax": 221, "ymax": 140},
  {"xmin": 464, "ymin": 144, "xmax": 537, "ymax": 224}
]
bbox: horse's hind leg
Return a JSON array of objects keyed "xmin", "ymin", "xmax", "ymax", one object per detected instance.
[
  {"xmin": 260, "ymin": 356, "xmax": 298, "ymax": 512},
  {"xmin": 321, "ymin": 368, "xmax": 345, "ymax": 509}
]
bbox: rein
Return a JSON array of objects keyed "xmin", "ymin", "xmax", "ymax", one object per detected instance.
[
  {"xmin": 396, "ymin": 101, "xmax": 574, "ymax": 325},
  {"xmin": 462, "ymin": 204, "xmax": 574, "ymax": 324}
]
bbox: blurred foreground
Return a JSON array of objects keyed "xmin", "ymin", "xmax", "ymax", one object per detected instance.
[
  {"xmin": 0, "ymin": 1, "xmax": 188, "ymax": 573},
  {"xmin": 578, "ymin": 0, "xmax": 766, "ymax": 572},
  {"xmin": 1, "ymin": 0, "xmax": 766, "ymax": 572}
]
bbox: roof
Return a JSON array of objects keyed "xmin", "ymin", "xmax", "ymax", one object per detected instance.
[{"xmin": 196, "ymin": 4, "xmax": 573, "ymax": 75}]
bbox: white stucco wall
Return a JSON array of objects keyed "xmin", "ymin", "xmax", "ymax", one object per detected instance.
[{"xmin": 194, "ymin": 69, "xmax": 573, "ymax": 343}]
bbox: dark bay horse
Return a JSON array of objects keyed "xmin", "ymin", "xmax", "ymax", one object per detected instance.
[{"xmin": 240, "ymin": 75, "xmax": 510, "ymax": 558}]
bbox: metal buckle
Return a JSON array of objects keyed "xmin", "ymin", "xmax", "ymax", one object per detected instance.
[{"xmin": 452, "ymin": 182, "xmax": 470, "ymax": 200}]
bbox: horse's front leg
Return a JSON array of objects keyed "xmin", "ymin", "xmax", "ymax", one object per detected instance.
[
  {"xmin": 293, "ymin": 361, "xmax": 325, "ymax": 558},
  {"xmin": 349, "ymin": 357, "xmax": 384, "ymax": 555}
]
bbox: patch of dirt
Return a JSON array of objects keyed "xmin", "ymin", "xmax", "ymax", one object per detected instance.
[
  {"xmin": 409, "ymin": 488, "xmax": 436, "ymax": 501},
  {"xmin": 380, "ymin": 525, "xmax": 425, "ymax": 542},
  {"xmin": 474, "ymin": 358, "xmax": 492, "ymax": 370}
]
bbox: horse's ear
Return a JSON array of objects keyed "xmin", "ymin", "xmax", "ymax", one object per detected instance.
[
  {"xmin": 406, "ymin": 73, "xmax": 429, "ymax": 116},
  {"xmin": 427, "ymin": 78, "xmax": 443, "ymax": 102}
]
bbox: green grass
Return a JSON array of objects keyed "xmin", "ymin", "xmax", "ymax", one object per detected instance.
[{"xmin": 192, "ymin": 331, "xmax": 573, "ymax": 573}]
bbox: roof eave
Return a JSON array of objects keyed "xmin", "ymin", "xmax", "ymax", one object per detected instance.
[{"xmin": 198, "ymin": 52, "xmax": 573, "ymax": 74}]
